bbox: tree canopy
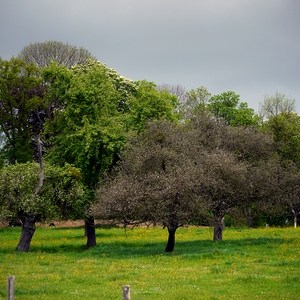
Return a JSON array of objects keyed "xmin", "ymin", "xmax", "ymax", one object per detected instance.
[
  {"xmin": 0, "ymin": 57, "xmax": 46, "ymax": 163},
  {"xmin": 43, "ymin": 61, "xmax": 179, "ymax": 191},
  {"xmin": 0, "ymin": 162, "xmax": 84, "ymax": 223},
  {"xmin": 93, "ymin": 114, "xmax": 279, "ymax": 250},
  {"xmin": 18, "ymin": 41, "xmax": 96, "ymax": 68},
  {"xmin": 2, "ymin": 41, "xmax": 299, "ymax": 253},
  {"xmin": 259, "ymin": 91, "xmax": 296, "ymax": 119},
  {"xmin": 207, "ymin": 91, "xmax": 259, "ymax": 126}
]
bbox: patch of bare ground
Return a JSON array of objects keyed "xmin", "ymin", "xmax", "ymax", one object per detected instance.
[{"xmin": 2, "ymin": 219, "xmax": 206, "ymax": 228}]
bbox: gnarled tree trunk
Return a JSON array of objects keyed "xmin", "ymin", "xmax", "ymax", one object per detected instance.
[
  {"xmin": 17, "ymin": 212, "xmax": 36, "ymax": 252},
  {"xmin": 213, "ymin": 208, "xmax": 225, "ymax": 241},
  {"xmin": 165, "ymin": 227, "xmax": 177, "ymax": 252},
  {"xmin": 165, "ymin": 217, "xmax": 179, "ymax": 252}
]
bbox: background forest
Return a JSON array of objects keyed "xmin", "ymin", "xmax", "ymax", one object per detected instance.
[{"xmin": 1, "ymin": 41, "xmax": 300, "ymax": 253}]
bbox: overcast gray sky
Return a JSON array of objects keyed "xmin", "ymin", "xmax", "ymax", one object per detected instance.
[{"xmin": 1, "ymin": 0, "xmax": 299, "ymax": 112}]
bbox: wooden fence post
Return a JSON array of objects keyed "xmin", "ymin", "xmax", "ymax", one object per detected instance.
[
  {"xmin": 122, "ymin": 285, "xmax": 130, "ymax": 300},
  {"xmin": 7, "ymin": 276, "xmax": 15, "ymax": 300}
]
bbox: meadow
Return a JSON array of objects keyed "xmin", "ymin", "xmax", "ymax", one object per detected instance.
[{"xmin": 0, "ymin": 224, "xmax": 299, "ymax": 299}]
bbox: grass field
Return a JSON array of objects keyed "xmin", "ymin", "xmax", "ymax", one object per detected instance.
[{"xmin": 0, "ymin": 224, "xmax": 299, "ymax": 299}]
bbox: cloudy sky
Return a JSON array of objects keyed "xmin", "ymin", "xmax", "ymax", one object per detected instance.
[{"xmin": 1, "ymin": 0, "xmax": 299, "ymax": 112}]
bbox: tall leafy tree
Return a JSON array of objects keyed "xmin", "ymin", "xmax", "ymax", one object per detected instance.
[
  {"xmin": 0, "ymin": 57, "xmax": 45, "ymax": 164},
  {"xmin": 43, "ymin": 60, "xmax": 126, "ymax": 190},
  {"xmin": 262, "ymin": 112, "xmax": 300, "ymax": 166},
  {"xmin": 128, "ymin": 80, "xmax": 179, "ymax": 131},
  {"xmin": 43, "ymin": 61, "xmax": 179, "ymax": 246},
  {"xmin": 44, "ymin": 63, "xmax": 179, "ymax": 188}
]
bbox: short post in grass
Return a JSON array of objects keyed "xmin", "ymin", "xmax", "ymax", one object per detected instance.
[
  {"xmin": 122, "ymin": 285, "xmax": 130, "ymax": 300},
  {"xmin": 7, "ymin": 276, "xmax": 15, "ymax": 300}
]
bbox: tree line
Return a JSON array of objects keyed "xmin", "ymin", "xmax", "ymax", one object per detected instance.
[{"xmin": 0, "ymin": 41, "xmax": 299, "ymax": 252}]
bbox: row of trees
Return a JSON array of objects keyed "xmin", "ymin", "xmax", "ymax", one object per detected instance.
[
  {"xmin": 0, "ymin": 41, "xmax": 178, "ymax": 251},
  {"xmin": 92, "ymin": 114, "xmax": 300, "ymax": 251},
  {"xmin": 1, "ymin": 41, "xmax": 299, "ymax": 252}
]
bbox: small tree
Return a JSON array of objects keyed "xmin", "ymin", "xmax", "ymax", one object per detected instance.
[{"xmin": 0, "ymin": 161, "xmax": 84, "ymax": 252}]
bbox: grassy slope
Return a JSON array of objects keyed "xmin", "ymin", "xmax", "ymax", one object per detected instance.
[{"xmin": 0, "ymin": 225, "xmax": 299, "ymax": 299}]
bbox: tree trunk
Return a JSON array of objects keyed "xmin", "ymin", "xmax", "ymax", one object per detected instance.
[
  {"xmin": 85, "ymin": 216, "xmax": 96, "ymax": 248},
  {"xmin": 16, "ymin": 212, "xmax": 36, "ymax": 252},
  {"xmin": 16, "ymin": 136, "xmax": 44, "ymax": 252},
  {"xmin": 292, "ymin": 209, "xmax": 298, "ymax": 228},
  {"xmin": 213, "ymin": 213, "xmax": 225, "ymax": 241},
  {"xmin": 165, "ymin": 227, "xmax": 177, "ymax": 252},
  {"xmin": 246, "ymin": 209, "xmax": 253, "ymax": 228}
]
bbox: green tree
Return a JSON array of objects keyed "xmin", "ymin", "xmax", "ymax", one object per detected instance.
[
  {"xmin": 43, "ymin": 60, "xmax": 130, "ymax": 189},
  {"xmin": 43, "ymin": 62, "xmax": 179, "ymax": 246},
  {"xmin": 183, "ymin": 86, "xmax": 211, "ymax": 116},
  {"xmin": 0, "ymin": 161, "xmax": 84, "ymax": 251},
  {"xmin": 263, "ymin": 112, "xmax": 300, "ymax": 166},
  {"xmin": 44, "ymin": 64, "xmax": 179, "ymax": 188},
  {"xmin": 128, "ymin": 80, "xmax": 179, "ymax": 131},
  {"xmin": 18, "ymin": 41, "xmax": 96, "ymax": 68},
  {"xmin": 0, "ymin": 57, "xmax": 46, "ymax": 164},
  {"xmin": 208, "ymin": 91, "xmax": 259, "ymax": 126}
]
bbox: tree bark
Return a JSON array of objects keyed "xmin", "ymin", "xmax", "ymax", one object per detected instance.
[
  {"xmin": 85, "ymin": 216, "xmax": 96, "ymax": 248},
  {"xmin": 165, "ymin": 227, "xmax": 177, "ymax": 252},
  {"xmin": 16, "ymin": 212, "xmax": 36, "ymax": 252},
  {"xmin": 213, "ymin": 212, "xmax": 225, "ymax": 241}
]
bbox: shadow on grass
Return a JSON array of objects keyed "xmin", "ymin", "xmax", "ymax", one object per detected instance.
[
  {"xmin": 14, "ymin": 237, "xmax": 289, "ymax": 258},
  {"xmin": 0, "ymin": 226, "xmax": 289, "ymax": 257}
]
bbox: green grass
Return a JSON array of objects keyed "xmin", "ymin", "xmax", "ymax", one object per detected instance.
[{"xmin": 0, "ymin": 225, "xmax": 299, "ymax": 299}]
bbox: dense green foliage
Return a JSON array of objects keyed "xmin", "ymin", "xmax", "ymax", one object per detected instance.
[
  {"xmin": 208, "ymin": 91, "xmax": 260, "ymax": 126},
  {"xmin": 0, "ymin": 225, "xmax": 299, "ymax": 299},
  {"xmin": 0, "ymin": 162, "xmax": 84, "ymax": 223},
  {"xmin": 43, "ymin": 61, "xmax": 179, "ymax": 190},
  {"xmin": 0, "ymin": 57, "xmax": 45, "ymax": 163},
  {"xmin": 263, "ymin": 112, "xmax": 300, "ymax": 166},
  {"xmin": 1, "ymin": 42, "xmax": 299, "ymax": 254}
]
